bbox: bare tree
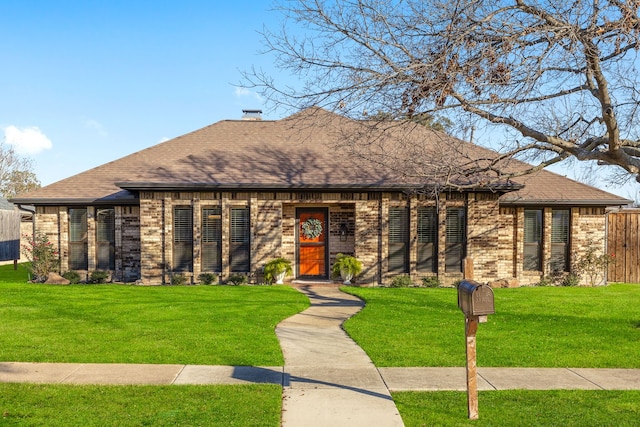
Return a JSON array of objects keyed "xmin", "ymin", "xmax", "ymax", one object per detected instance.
[
  {"xmin": 246, "ymin": 0, "xmax": 640, "ymax": 185},
  {"xmin": 0, "ymin": 142, "xmax": 40, "ymax": 199}
]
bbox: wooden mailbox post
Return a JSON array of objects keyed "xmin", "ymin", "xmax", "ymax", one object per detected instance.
[{"xmin": 457, "ymin": 280, "xmax": 495, "ymax": 420}]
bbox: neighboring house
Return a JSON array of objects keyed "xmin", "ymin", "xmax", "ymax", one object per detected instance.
[
  {"xmin": 10, "ymin": 108, "xmax": 631, "ymax": 285},
  {"xmin": 0, "ymin": 198, "xmax": 33, "ymax": 265}
]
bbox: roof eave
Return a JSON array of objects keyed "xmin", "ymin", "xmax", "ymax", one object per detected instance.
[
  {"xmin": 116, "ymin": 181, "xmax": 523, "ymax": 192},
  {"xmin": 500, "ymin": 198, "xmax": 633, "ymax": 207}
]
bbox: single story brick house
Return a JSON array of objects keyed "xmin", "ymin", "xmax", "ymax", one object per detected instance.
[{"xmin": 11, "ymin": 108, "xmax": 631, "ymax": 285}]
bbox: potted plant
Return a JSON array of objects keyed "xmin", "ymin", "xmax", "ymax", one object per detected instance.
[
  {"xmin": 263, "ymin": 258, "xmax": 293, "ymax": 284},
  {"xmin": 331, "ymin": 253, "xmax": 362, "ymax": 285}
]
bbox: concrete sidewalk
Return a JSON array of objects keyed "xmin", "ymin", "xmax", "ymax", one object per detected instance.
[{"xmin": 1, "ymin": 362, "xmax": 639, "ymax": 391}]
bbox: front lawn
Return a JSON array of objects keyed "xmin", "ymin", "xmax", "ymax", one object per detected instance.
[
  {"xmin": 343, "ymin": 285, "xmax": 640, "ymax": 368},
  {"xmin": 0, "ymin": 383, "xmax": 281, "ymax": 427},
  {"xmin": 0, "ymin": 265, "xmax": 309, "ymax": 365},
  {"xmin": 394, "ymin": 390, "xmax": 640, "ymax": 426}
]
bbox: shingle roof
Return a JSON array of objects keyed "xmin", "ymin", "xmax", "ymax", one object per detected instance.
[{"xmin": 10, "ymin": 107, "xmax": 630, "ymax": 206}]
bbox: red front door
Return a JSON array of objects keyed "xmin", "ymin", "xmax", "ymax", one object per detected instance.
[{"xmin": 297, "ymin": 209, "xmax": 328, "ymax": 278}]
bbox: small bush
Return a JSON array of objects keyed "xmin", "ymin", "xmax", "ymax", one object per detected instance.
[
  {"xmin": 62, "ymin": 271, "xmax": 81, "ymax": 284},
  {"xmin": 389, "ymin": 275, "xmax": 413, "ymax": 288},
  {"xmin": 198, "ymin": 272, "xmax": 218, "ymax": 285},
  {"xmin": 561, "ymin": 273, "xmax": 581, "ymax": 287},
  {"xmin": 421, "ymin": 276, "xmax": 441, "ymax": 288},
  {"xmin": 89, "ymin": 270, "xmax": 110, "ymax": 284},
  {"xmin": 21, "ymin": 233, "xmax": 60, "ymax": 282},
  {"xmin": 226, "ymin": 273, "xmax": 248, "ymax": 285},
  {"xmin": 171, "ymin": 274, "xmax": 188, "ymax": 286},
  {"xmin": 536, "ymin": 276, "xmax": 553, "ymax": 287}
]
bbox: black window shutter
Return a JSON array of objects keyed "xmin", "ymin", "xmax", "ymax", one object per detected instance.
[
  {"xmin": 445, "ymin": 207, "xmax": 465, "ymax": 272},
  {"xmin": 202, "ymin": 207, "xmax": 222, "ymax": 272},
  {"xmin": 69, "ymin": 208, "xmax": 88, "ymax": 270},
  {"xmin": 173, "ymin": 207, "xmax": 193, "ymax": 272},
  {"xmin": 550, "ymin": 209, "xmax": 570, "ymax": 272},
  {"xmin": 96, "ymin": 208, "xmax": 115, "ymax": 270},
  {"xmin": 388, "ymin": 207, "xmax": 409, "ymax": 273},
  {"xmin": 417, "ymin": 207, "xmax": 437, "ymax": 272},
  {"xmin": 230, "ymin": 207, "xmax": 250, "ymax": 272},
  {"xmin": 524, "ymin": 209, "xmax": 542, "ymax": 271}
]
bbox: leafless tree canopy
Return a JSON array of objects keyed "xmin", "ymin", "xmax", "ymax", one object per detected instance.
[
  {"xmin": 0, "ymin": 143, "xmax": 40, "ymax": 199},
  {"xmin": 246, "ymin": 0, "xmax": 640, "ymax": 184}
]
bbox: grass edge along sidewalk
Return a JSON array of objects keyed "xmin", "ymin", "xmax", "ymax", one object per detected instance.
[{"xmin": 342, "ymin": 284, "xmax": 640, "ymax": 368}]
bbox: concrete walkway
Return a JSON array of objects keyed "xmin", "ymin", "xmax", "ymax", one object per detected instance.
[
  {"xmin": 2, "ymin": 284, "xmax": 640, "ymax": 425},
  {"xmin": 276, "ymin": 285, "xmax": 405, "ymax": 427}
]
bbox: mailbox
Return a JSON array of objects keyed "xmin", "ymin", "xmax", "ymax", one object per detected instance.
[{"xmin": 458, "ymin": 280, "xmax": 495, "ymax": 317}]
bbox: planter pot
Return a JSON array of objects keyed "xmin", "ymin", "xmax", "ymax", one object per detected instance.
[
  {"xmin": 275, "ymin": 271, "xmax": 287, "ymax": 285},
  {"xmin": 340, "ymin": 270, "xmax": 354, "ymax": 285}
]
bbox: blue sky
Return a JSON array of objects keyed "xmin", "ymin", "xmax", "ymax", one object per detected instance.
[
  {"xmin": 1, "ymin": 1, "xmax": 280, "ymax": 186},
  {"xmin": 1, "ymin": 1, "xmax": 637, "ymax": 201}
]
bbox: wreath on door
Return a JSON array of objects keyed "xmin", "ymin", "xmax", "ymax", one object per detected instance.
[{"xmin": 301, "ymin": 218, "xmax": 323, "ymax": 239}]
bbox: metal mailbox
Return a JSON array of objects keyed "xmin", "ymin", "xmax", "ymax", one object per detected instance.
[{"xmin": 458, "ymin": 280, "xmax": 495, "ymax": 317}]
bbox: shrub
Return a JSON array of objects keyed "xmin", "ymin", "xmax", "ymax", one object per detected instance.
[
  {"xmin": 572, "ymin": 241, "xmax": 615, "ymax": 286},
  {"xmin": 263, "ymin": 258, "xmax": 293, "ymax": 284},
  {"xmin": 198, "ymin": 272, "xmax": 218, "ymax": 285},
  {"xmin": 561, "ymin": 273, "xmax": 581, "ymax": 287},
  {"xmin": 331, "ymin": 253, "xmax": 362, "ymax": 284},
  {"xmin": 89, "ymin": 270, "xmax": 110, "ymax": 284},
  {"xmin": 21, "ymin": 233, "xmax": 60, "ymax": 282},
  {"xmin": 226, "ymin": 273, "xmax": 248, "ymax": 285},
  {"xmin": 62, "ymin": 271, "xmax": 82, "ymax": 284},
  {"xmin": 171, "ymin": 274, "xmax": 188, "ymax": 286},
  {"xmin": 421, "ymin": 276, "xmax": 441, "ymax": 288},
  {"xmin": 536, "ymin": 276, "xmax": 553, "ymax": 287},
  {"xmin": 389, "ymin": 275, "xmax": 413, "ymax": 288}
]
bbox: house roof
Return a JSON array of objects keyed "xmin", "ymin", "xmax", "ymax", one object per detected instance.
[{"xmin": 10, "ymin": 107, "xmax": 631, "ymax": 207}]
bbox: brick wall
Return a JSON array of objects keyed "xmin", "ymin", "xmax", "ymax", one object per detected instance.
[{"xmin": 31, "ymin": 191, "xmax": 610, "ymax": 287}]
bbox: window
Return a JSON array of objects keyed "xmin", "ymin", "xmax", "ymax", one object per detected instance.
[
  {"xmin": 445, "ymin": 207, "xmax": 466, "ymax": 272},
  {"xmin": 550, "ymin": 209, "xmax": 570, "ymax": 272},
  {"xmin": 417, "ymin": 207, "xmax": 437, "ymax": 272},
  {"xmin": 202, "ymin": 206, "xmax": 222, "ymax": 272},
  {"xmin": 230, "ymin": 207, "xmax": 250, "ymax": 272},
  {"xmin": 173, "ymin": 207, "xmax": 193, "ymax": 272},
  {"xmin": 96, "ymin": 208, "xmax": 115, "ymax": 270},
  {"xmin": 388, "ymin": 207, "xmax": 409, "ymax": 273},
  {"xmin": 69, "ymin": 208, "xmax": 88, "ymax": 270},
  {"xmin": 524, "ymin": 209, "xmax": 542, "ymax": 271}
]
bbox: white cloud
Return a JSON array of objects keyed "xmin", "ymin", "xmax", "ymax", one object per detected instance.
[
  {"xmin": 234, "ymin": 87, "xmax": 263, "ymax": 102},
  {"xmin": 3, "ymin": 125, "xmax": 53, "ymax": 155}
]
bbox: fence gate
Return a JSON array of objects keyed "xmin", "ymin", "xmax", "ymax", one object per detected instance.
[{"xmin": 607, "ymin": 210, "xmax": 640, "ymax": 283}]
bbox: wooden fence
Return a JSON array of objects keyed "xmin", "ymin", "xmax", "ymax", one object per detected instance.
[
  {"xmin": 0, "ymin": 210, "xmax": 21, "ymax": 261},
  {"xmin": 607, "ymin": 210, "xmax": 640, "ymax": 284}
]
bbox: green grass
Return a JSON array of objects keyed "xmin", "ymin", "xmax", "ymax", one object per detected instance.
[
  {"xmin": 393, "ymin": 390, "xmax": 640, "ymax": 426},
  {"xmin": 343, "ymin": 285, "xmax": 640, "ymax": 368},
  {"xmin": 0, "ymin": 265, "xmax": 309, "ymax": 365},
  {"xmin": 0, "ymin": 383, "xmax": 281, "ymax": 426}
]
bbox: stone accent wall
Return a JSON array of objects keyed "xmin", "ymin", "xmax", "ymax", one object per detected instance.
[
  {"xmin": 139, "ymin": 194, "xmax": 166, "ymax": 284},
  {"xmin": 253, "ymin": 200, "xmax": 284, "ymax": 275},
  {"xmin": 329, "ymin": 204, "xmax": 356, "ymax": 268},
  {"xmin": 355, "ymin": 199, "xmax": 381, "ymax": 285},
  {"xmin": 281, "ymin": 204, "xmax": 296, "ymax": 275},
  {"xmin": 118, "ymin": 206, "xmax": 141, "ymax": 282},
  {"xmin": 466, "ymin": 193, "xmax": 501, "ymax": 283},
  {"xmin": 497, "ymin": 207, "xmax": 517, "ymax": 282}
]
